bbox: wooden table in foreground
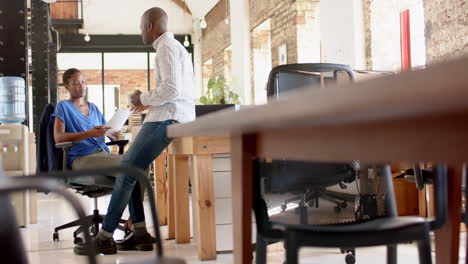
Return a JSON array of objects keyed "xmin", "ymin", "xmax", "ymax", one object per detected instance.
[{"xmin": 168, "ymin": 57, "xmax": 468, "ymax": 264}]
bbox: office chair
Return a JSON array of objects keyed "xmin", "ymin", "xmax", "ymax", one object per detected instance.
[
  {"xmin": 253, "ymin": 63, "xmax": 358, "ymax": 263},
  {"xmin": 266, "ymin": 63, "xmax": 358, "ymax": 216},
  {"xmin": 37, "ymin": 103, "xmax": 129, "ymax": 244}
]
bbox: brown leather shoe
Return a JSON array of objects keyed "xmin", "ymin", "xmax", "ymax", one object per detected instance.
[
  {"xmin": 74, "ymin": 236, "xmax": 117, "ymax": 255},
  {"xmin": 116, "ymin": 232, "xmax": 154, "ymax": 251}
]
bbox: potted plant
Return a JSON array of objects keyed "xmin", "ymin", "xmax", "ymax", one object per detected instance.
[{"xmin": 196, "ymin": 76, "xmax": 240, "ymax": 117}]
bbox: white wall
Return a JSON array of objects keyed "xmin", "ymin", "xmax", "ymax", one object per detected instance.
[
  {"xmin": 192, "ymin": 18, "xmax": 203, "ymax": 101},
  {"xmin": 81, "ymin": 0, "xmax": 193, "ymax": 35},
  {"xmin": 297, "ymin": 2, "xmax": 321, "ymax": 63},
  {"xmin": 185, "ymin": 0, "xmax": 220, "ymax": 19},
  {"xmin": 229, "ymin": 0, "xmax": 251, "ymax": 104},
  {"xmin": 320, "ymin": 0, "xmax": 365, "ymax": 69},
  {"xmin": 370, "ymin": 0, "xmax": 426, "ymax": 71}
]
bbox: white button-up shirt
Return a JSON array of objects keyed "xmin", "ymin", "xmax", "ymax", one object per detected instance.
[{"xmin": 140, "ymin": 32, "xmax": 196, "ymax": 123}]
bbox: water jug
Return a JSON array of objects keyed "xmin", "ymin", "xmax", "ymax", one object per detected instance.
[{"xmin": 0, "ymin": 77, "xmax": 26, "ymax": 124}]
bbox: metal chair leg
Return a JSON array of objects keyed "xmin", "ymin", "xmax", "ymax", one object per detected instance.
[
  {"xmin": 255, "ymin": 234, "xmax": 267, "ymax": 264},
  {"xmin": 417, "ymin": 232, "xmax": 432, "ymax": 264},
  {"xmin": 285, "ymin": 231, "xmax": 299, "ymax": 264},
  {"xmin": 387, "ymin": 244, "xmax": 397, "ymax": 264}
]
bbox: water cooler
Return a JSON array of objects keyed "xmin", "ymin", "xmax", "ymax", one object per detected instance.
[{"xmin": 0, "ymin": 77, "xmax": 30, "ymax": 227}]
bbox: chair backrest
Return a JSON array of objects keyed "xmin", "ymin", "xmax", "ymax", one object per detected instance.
[
  {"xmin": 37, "ymin": 103, "xmax": 64, "ymax": 173},
  {"xmin": 266, "ymin": 63, "xmax": 355, "ymax": 99}
]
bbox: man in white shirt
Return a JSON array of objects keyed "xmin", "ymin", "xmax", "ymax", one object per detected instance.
[{"xmin": 74, "ymin": 7, "xmax": 195, "ymax": 255}]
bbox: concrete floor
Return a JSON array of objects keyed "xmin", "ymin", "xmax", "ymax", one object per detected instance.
[{"xmin": 20, "ymin": 192, "xmax": 466, "ymax": 264}]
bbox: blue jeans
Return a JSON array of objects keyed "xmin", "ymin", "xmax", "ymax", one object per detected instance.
[{"xmin": 102, "ymin": 120, "xmax": 177, "ymax": 233}]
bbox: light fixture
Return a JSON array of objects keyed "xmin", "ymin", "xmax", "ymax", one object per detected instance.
[
  {"xmin": 183, "ymin": 0, "xmax": 191, "ymax": 47},
  {"xmin": 200, "ymin": 18, "xmax": 207, "ymax": 29},
  {"xmin": 84, "ymin": 33, "xmax": 91, "ymax": 42},
  {"xmin": 224, "ymin": 0, "xmax": 229, "ymax": 24}
]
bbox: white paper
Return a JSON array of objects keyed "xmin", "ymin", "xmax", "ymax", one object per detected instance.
[{"xmin": 105, "ymin": 109, "xmax": 131, "ymax": 139}]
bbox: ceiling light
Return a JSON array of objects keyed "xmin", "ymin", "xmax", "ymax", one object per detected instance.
[
  {"xmin": 183, "ymin": 35, "xmax": 190, "ymax": 47},
  {"xmin": 200, "ymin": 18, "xmax": 207, "ymax": 29},
  {"xmin": 84, "ymin": 33, "xmax": 91, "ymax": 42}
]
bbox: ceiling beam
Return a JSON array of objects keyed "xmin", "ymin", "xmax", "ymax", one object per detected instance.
[{"xmin": 171, "ymin": 0, "xmax": 192, "ymax": 15}]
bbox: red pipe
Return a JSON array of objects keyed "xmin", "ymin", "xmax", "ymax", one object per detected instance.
[{"xmin": 400, "ymin": 9, "xmax": 411, "ymax": 71}]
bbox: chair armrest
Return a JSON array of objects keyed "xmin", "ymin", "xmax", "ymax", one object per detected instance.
[
  {"xmin": 106, "ymin": 140, "xmax": 129, "ymax": 148},
  {"xmin": 106, "ymin": 140, "xmax": 129, "ymax": 155},
  {"xmin": 55, "ymin": 141, "xmax": 81, "ymax": 149}
]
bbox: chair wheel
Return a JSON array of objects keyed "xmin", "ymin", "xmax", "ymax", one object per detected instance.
[
  {"xmin": 281, "ymin": 204, "xmax": 287, "ymax": 211},
  {"xmin": 73, "ymin": 237, "xmax": 83, "ymax": 244},
  {"xmin": 345, "ymin": 253, "xmax": 356, "ymax": 264},
  {"xmin": 341, "ymin": 201, "xmax": 347, "ymax": 208},
  {"xmin": 90, "ymin": 225, "xmax": 98, "ymax": 236},
  {"xmin": 334, "ymin": 205, "xmax": 341, "ymax": 213},
  {"xmin": 53, "ymin": 232, "xmax": 59, "ymax": 242},
  {"xmin": 340, "ymin": 248, "xmax": 346, "ymax": 254}
]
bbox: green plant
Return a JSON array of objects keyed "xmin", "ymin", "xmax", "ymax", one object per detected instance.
[{"xmin": 199, "ymin": 76, "xmax": 241, "ymax": 105}]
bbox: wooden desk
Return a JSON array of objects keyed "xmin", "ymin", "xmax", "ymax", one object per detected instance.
[
  {"xmin": 166, "ymin": 136, "xmax": 230, "ymax": 260},
  {"xmin": 168, "ymin": 56, "xmax": 468, "ymax": 264}
]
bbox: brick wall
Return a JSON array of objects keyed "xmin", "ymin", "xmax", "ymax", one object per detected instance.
[
  {"xmin": 201, "ymin": 0, "xmax": 231, "ymax": 92},
  {"xmin": 424, "ymin": 0, "xmax": 468, "ymax": 63},
  {"xmin": 250, "ymin": 0, "xmax": 299, "ymax": 67}
]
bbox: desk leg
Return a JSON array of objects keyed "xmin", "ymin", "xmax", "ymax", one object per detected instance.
[
  {"xmin": 154, "ymin": 152, "xmax": 167, "ymax": 226},
  {"xmin": 167, "ymin": 155, "xmax": 175, "ymax": 239},
  {"xmin": 435, "ymin": 166, "xmax": 462, "ymax": 264},
  {"xmin": 174, "ymin": 155, "xmax": 191, "ymax": 243},
  {"xmin": 231, "ymin": 135, "xmax": 256, "ymax": 264},
  {"xmin": 192, "ymin": 154, "xmax": 216, "ymax": 260}
]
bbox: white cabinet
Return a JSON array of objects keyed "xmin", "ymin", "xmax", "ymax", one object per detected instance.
[
  {"xmin": 212, "ymin": 155, "xmax": 256, "ymax": 252},
  {"xmin": 0, "ymin": 124, "xmax": 30, "ymax": 227}
]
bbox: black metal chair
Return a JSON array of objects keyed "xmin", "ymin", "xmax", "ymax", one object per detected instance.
[
  {"xmin": 254, "ymin": 161, "xmax": 448, "ymax": 264},
  {"xmin": 0, "ymin": 169, "xmax": 96, "ymax": 264},
  {"xmin": 0, "ymin": 164, "xmax": 186, "ymax": 264},
  {"xmin": 37, "ymin": 103, "xmax": 129, "ymax": 243}
]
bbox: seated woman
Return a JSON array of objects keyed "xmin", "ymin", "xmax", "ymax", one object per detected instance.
[{"xmin": 53, "ymin": 68, "xmax": 121, "ymax": 170}]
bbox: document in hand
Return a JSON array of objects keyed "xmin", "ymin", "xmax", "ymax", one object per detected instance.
[{"xmin": 105, "ymin": 109, "xmax": 131, "ymax": 139}]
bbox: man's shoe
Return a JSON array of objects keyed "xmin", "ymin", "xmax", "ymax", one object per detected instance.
[
  {"xmin": 73, "ymin": 236, "xmax": 117, "ymax": 255},
  {"xmin": 116, "ymin": 232, "xmax": 154, "ymax": 251}
]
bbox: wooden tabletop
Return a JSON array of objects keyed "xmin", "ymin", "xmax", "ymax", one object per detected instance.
[
  {"xmin": 169, "ymin": 56, "xmax": 468, "ymax": 137},
  {"xmin": 168, "ymin": 56, "xmax": 468, "ymax": 163}
]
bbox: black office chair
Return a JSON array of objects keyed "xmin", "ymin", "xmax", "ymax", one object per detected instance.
[
  {"xmin": 37, "ymin": 103, "xmax": 129, "ymax": 243},
  {"xmin": 268, "ymin": 63, "xmax": 358, "ymax": 211},
  {"xmin": 253, "ymin": 63, "xmax": 359, "ymax": 263}
]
